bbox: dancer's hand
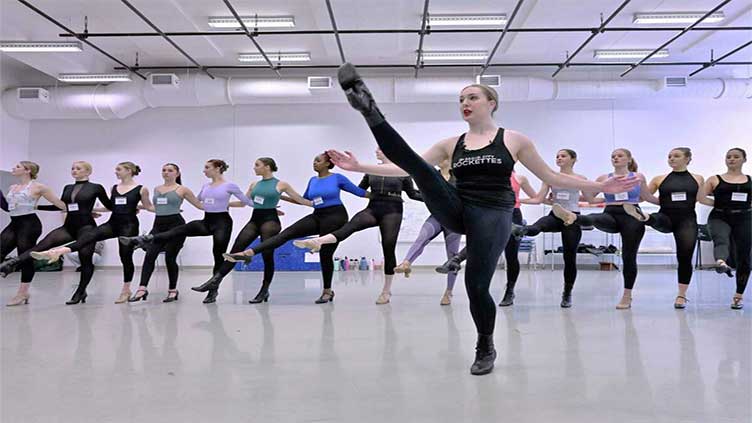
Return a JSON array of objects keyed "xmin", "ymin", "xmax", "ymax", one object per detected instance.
[
  {"xmin": 600, "ymin": 175, "xmax": 639, "ymax": 193},
  {"xmin": 327, "ymin": 150, "xmax": 360, "ymax": 171}
]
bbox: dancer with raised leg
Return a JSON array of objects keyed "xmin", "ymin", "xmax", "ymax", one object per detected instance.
[
  {"xmin": 312, "ymin": 63, "xmax": 637, "ymax": 375},
  {"xmin": 1, "ymin": 161, "xmax": 65, "ymax": 306},
  {"xmin": 222, "ymin": 153, "xmax": 368, "ymax": 304}
]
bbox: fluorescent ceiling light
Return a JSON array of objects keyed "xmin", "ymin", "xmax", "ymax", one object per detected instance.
[
  {"xmin": 238, "ymin": 52, "xmax": 311, "ymax": 62},
  {"xmin": 594, "ymin": 49, "xmax": 669, "ymax": 60},
  {"xmin": 420, "ymin": 51, "xmax": 488, "ymax": 62},
  {"xmin": 633, "ymin": 12, "xmax": 725, "ymax": 24},
  {"xmin": 426, "ymin": 14, "xmax": 507, "ymax": 27},
  {"xmin": 208, "ymin": 16, "xmax": 295, "ymax": 29},
  {"xmin": 58, "ymin": 73, "xmax": 132, "ymax": 83},
  {"xmin": 0, "ymin": 41, "xmax": 83, "ymax": 52}
]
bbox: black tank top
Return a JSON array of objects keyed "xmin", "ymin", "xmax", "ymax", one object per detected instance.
[
  {"xmin": 358, "ymin": 175, "xmax": 421, "ymax": 202},
  {"xmin": 111, "ymin": 185, "xmax": 142, "ymax": 215},
  {"xmin": 451, "ymin": 128, "xmax": 515, "ymax": 209},
  {"xmin": 713, "ymin": 175, "xmax": 751, "ymax": 210},
  {"xmin": 658, "ymin": 171, "xmax": 698, "ymax": 211}
]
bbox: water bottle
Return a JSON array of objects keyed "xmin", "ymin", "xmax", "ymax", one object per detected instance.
[
  {"xmin": 359, "ymin": 257, "xmax": 368, "ymax": 271},
  {"xmin": 343, "ymin": 256, "xmax": 349, "ymax": 271},
  {"xmin": 333, "ymin": 258, "xmax": 340, "ymax": 272}
]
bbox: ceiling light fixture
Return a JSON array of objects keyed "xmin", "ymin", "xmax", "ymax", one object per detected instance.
[
  {"xmin": 633, "ymin": 12, "xmax": 725, "ymax": 24},
  {"xmin": 57, "ymin": 73, "xmax": 132, "ymax": 83},
  {"xmin": 0, "ymin": 41, "xmax": 83, "ymax": 52},
  {"xmin": 426, "ymin": 14, "xmax": 507, "ymax": 27},
  {"xmin": 594, "ymin": 49, "xmax": 670, "ymax": 60},
  {"xmin": 208, "ymin": 16, "xmax": 295, "ymax": 29},
  {"xmin": 238, "ymin": 52, "xmax": 311, "ymax": 62},
  {"xmin": 420, "ymin": 51, "xmax": 489, "ymax": 62}
]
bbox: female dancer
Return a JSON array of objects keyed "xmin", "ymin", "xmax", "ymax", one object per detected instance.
[
  {"xmin": 550, "ymin": 148, "xmax": 656, "ymax": 310},
  {"xmin": 701, "ymin": 148, "xmax": 750, "ymax": 309},
  {"xmin": 434, "ymin": 171, "xmax": 537, "ymax": 306},
  {"xmin": 510, "ymin": 149, "xmax": 591, "ymax": 308},
  {"xmin": 129, "ymin": 163, "xmax": 203, "ymax": 303},
  {"xmin": 191, "ymin": 157, "xmax": 310, "ymax": 302},
  {"xmin": 120, "ymin": 159, "xmax": 255, "ymax": 303},
  {"xmin": 292, "ymin": 148, "xmax": 422, "ymax": 305},
  {"xmin": 0, "ymin": 161, "xmax": 113, "ymax": 305},
  {"xmin": 393, "ymin": 159, "xmax": 461, "ymax": 305},
  {"xmin": 32, "ymin": 162, "xmax": 152, "ymax": 304},
  {"xmin": 622, "ymin": 148, "xmax": 704, "ymax": 309},
  {"xmin": 223, "ymin": 152, "xmax": 368, "ymax": 304},
  {"xmin": 1, "ymin": 161, "xmax": 65, "ymax": 306},
  {"xmin": 321, "ymin": 63, "xmax": 637, "ymax": 375}
]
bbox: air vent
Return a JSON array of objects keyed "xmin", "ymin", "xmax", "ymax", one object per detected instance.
[
  {"xmin": 664, "ymin": 76, "xmax": 687, "ymax": 88},
  {"xmin": 307, "ymin": 76, "xmax": 331, "ymax": 89},
  {"xmin": 150, "ymin": 73, "xmax": 180, "ymax": 87},
  {"xmin": 17, "ymin": 87, "xmax": 49, "ymax": 103},
  {"xmin": 475, "ymin": 74, "xmax": 501, "ymax": 87}
]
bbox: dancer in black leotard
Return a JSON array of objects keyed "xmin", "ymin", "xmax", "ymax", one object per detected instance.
[
  {"xmin": 294, "ymin": 149, "xmax": 421, "ymax": 304},
  {"xmin": 623, "ymin": 148, "xmax": 704, "ymax": 309},
  {"xmin": 699, "ymin": 148, "xmax": 750, "ymax": 309},
  {"xmin": 0, "ymin": 161, "xmax": 113, "ymax": 305},
  {"xmin": 319, "ymin": 63, "xmax": 637, "ymax": 375},
  {"xmin": 32, "ymin": 162, "xmax": 152, "ymax": 304},
  {"xmin": 1, "ymin": 161, "xmax": 65, "ymax": 306}
]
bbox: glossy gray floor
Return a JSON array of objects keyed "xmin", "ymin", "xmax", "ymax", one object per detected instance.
[{"xmin": 1, "ymin": 267, "xmax": 749, "ymax": 423}]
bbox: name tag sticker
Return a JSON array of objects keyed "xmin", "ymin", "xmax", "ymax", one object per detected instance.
[
  {"xmin": 67, "ymin": 203, "xmax": 79, "ymax": 212},
  {"xmin": 614, "ymin": 192, "xmax": 629, "ymax": 201},
  {"xmin": 313, "ymin": 197, "xmax": 324, "ymax": 206},
  {"xmin": 254, "ymin": 196, "xmax": 265, "ymax": 205},
  {"xmin": 156, "ymin": 197, "xmax": 168, "ymax": 205},
  {"xmin": 115, "ymin": 197, "xmax": 127, "ymax": 205},
  {"xmin": 556, "ymin": 192, "xmax": 570, "ymax": 200},
  {"xmin": 731, "ymin": 192, "xmax": 748, "ymax": 202},
  {"xmin": 204, "ymin": 198, "xmax": 215, "ymax": 205},
  {"xmin": 671, "ymin": 192, "xmax": 687, "ymax": 202}
]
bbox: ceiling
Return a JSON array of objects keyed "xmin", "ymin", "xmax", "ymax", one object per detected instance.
[{"xmin": 1, "ymin": 0, "xmax": 751, "ymax": 83}]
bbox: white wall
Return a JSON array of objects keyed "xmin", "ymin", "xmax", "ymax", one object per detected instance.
[{"xmin": 25, "ymin": 98, "xmax": 752, "ymax": 268}]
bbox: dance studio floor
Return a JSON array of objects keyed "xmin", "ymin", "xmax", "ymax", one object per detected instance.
[{"xmin": 1, "ymin": 267, "xmax": 749, "ymax": 423}]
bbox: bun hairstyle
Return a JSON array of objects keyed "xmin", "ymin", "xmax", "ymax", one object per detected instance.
[
  {"xmin": 462, "ymin": 84, "xmax": 499, "ymax": 114},
  {"xmin": 20, "ymin": 161, "xmax": 40, "ymax": 179},
  {"xmin": 74, "ymin": 161, "xmax": 93, "ymax": 173},
  {"xmin": 164, "ymin": 162, "xmax": 182, "ymax": 185},
  {"xmin": 614, "ymin": 148, "xmax": 638, "ymax": 172},
  {"xmin": 257, "ymin": 157, "xmax": 278, "ymax": 172},
  {"xmin": 729, "ymin": 147, "xmax": 747, "ymax": 160},
  {"xmin": 672, "ymin": 147, "xmax": 692, "ymax": 163},
  {"xmin": 207, "ymin": 159, "xmax": 229, "ymax": 174},
  {"xmin": 321, "ymin": 152, "xmax": 335, "ymax": 169},
  {"xmin": 118, "ymin": 161, "xmax": 141, "ymax": 176}
]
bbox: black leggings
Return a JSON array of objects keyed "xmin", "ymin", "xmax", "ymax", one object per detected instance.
[
  {"xmin": 453, "ymin": 208, "xmax": 523, "ymax": 288},
  {"xmin": 67, "ymin": 214, "xmax": 139, "ymax": 283},
  {"xmin": 139, "ymin": 214, "xmax": 186, "ymax": 289},
  {"xmin": 369, "ymin": 122, "xmax": 512, "ymax": 336},
  {"xmin": 152, "ymin": 212, "xmax": 233, "ymax": 274},
  {"xmin": 16, "ymin": 215, "xmax": 97, "ymax": 288},
  {"xmin": 708, "ymin": 210, "xmax": 751, "ymax": 295},
  {"xmin": 525, "ymin": 211, "xmax": 582, "ymax": 293},
  {"xmin": 576, "ymin": 206, "xmax": 645, "ymax": 290},
  {"xmin": 331, "ymin": 200, "xmax": 403, "ymax": 276},
  {"xmin": 645, "ymin": 209, "xmax": 697, "ymax": 284},
  {"xmin": 1, "ymin": 214, "xmax": 43, "ymax": 283},
  {"xmin": 215, "ymin": 210, "xmax": 281, "ymax": 287},
  {"xmin": 251, "ymin": 205, "xmax": 349, "ymax": 290}
]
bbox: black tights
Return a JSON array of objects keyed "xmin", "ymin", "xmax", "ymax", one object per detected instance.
[
  {"xmin": 708, "ymin": 210, "xmax": 750, "ymax": 295},
  {"xmin": 331, "ymin": 200, "xmax": 402, "ymax": 275},
  {"xmin": 16, "ymin": 216, "xmax": 97, "ymax": 291},
  {"xmin": 251, "ymin": 205, "xmax": 349, "ymax": 290},
  {"xmin": 1, "ymin": 214, "xmax": 42, "ymax": 283},
  {"xmin": 215, "ymin": 213, "xmax": 281, "ymax": 288},
  {"xmin": 524, "ymin": 212, "xmax": 582, "ymax": 294},
  {"xmin": 67, "ymin": 215, "xmax": 139, "ymax": 282},
  {"xmin": 645, "ymin": 209, "xmax": 697, "ymax": 284},
  {"xmin": 139, "ymin": 215, "xmax": 186, "ymax": 289},
  {"xmin": 576, "ymin": 206, "xmax": 645, "ymax": 290},
  {"xmin": 369, "ymin": 122, "xmax": 512, "ymax": 336},
  {"xmin": 152, "ymin": 212, "xmax": 233, "ymax": 274}
]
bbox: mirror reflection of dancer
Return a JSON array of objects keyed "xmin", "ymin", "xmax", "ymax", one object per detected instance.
[{"xmin": 323, "ymin": 63, "xmax": 638, "ymax": 375}]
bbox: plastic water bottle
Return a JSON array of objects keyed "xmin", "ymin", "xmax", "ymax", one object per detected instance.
[
  {"xmin": 333, "ymin": 258, "xmax": 340, "ymax": 272},
  {"xmin": 343, "ymin": 256, "xmax": 349, "ymax": 271},
  {"xmin": 370, "ymin": 258, "xmax": 375, "ymax": 272},
  {"xmin": 359, "ymin": 257, "xmax": 368, "ymax": 271}
]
